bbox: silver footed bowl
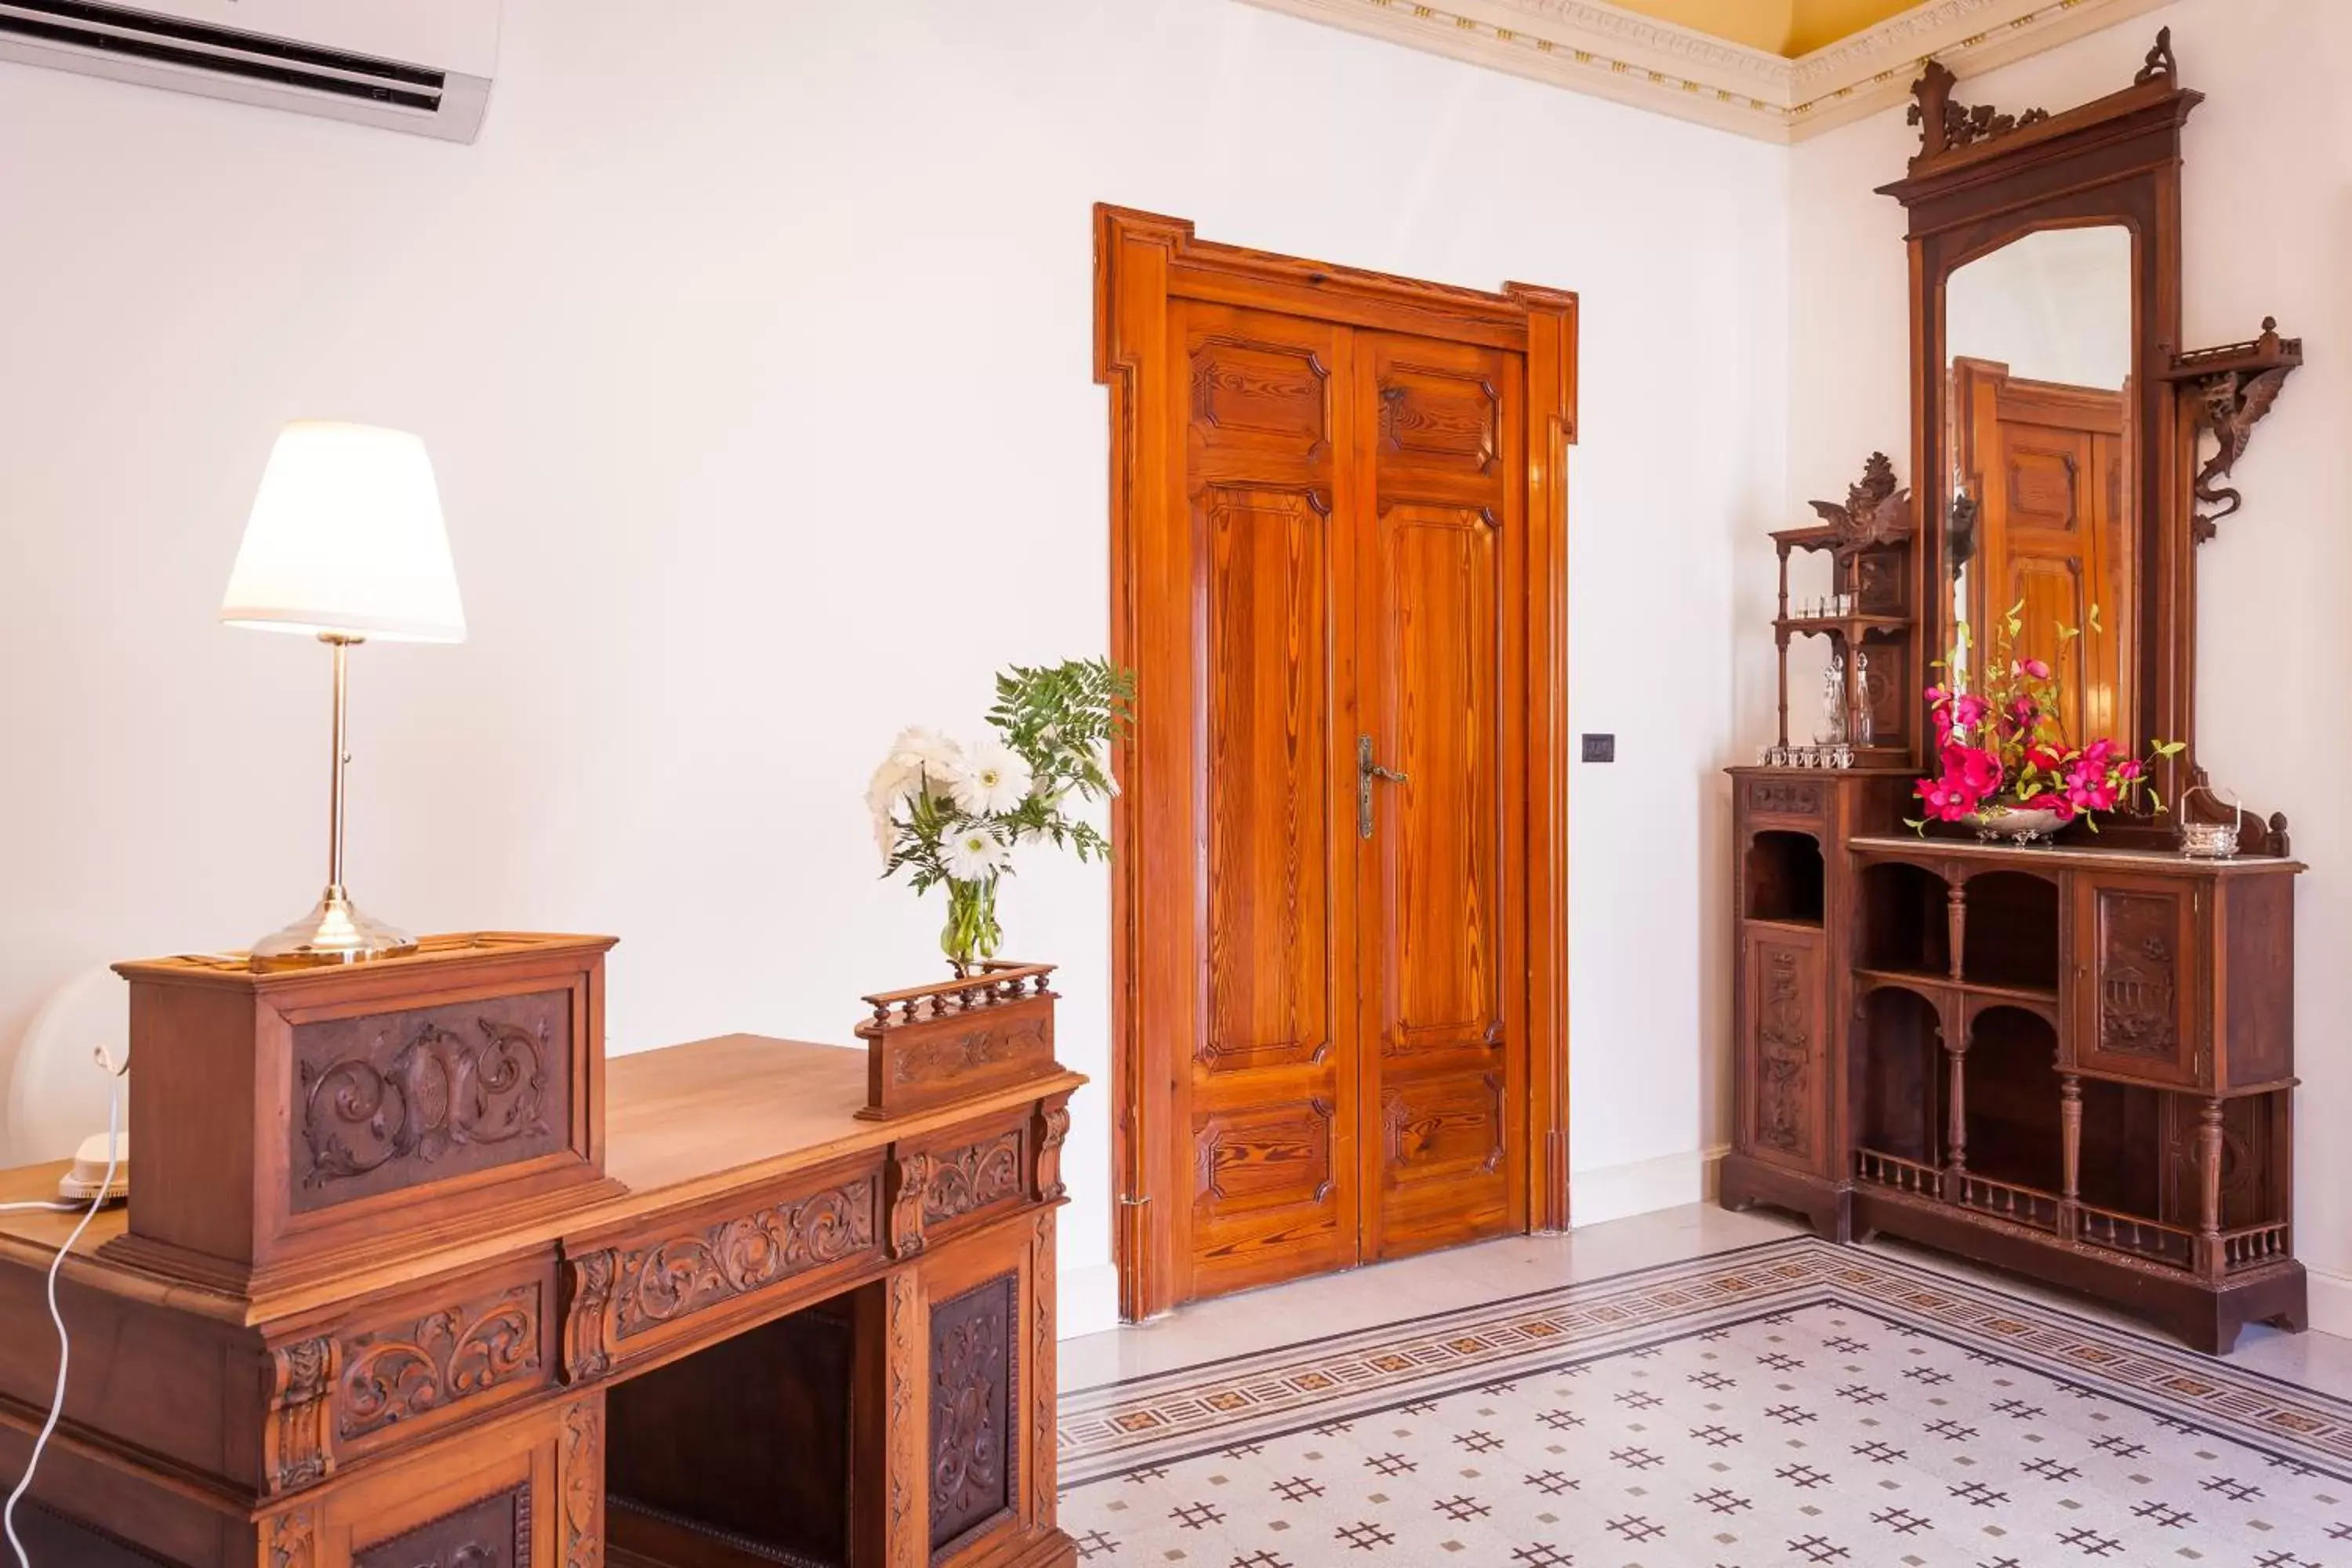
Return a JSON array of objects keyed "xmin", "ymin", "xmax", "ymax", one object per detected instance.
[{"xmin": 1967, "ymin": 803, "xmax": 2067, "ymax": 844}]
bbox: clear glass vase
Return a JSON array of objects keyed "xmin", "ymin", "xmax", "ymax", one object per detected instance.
[{"xmin": 941, "ymin": 876, "xmax": 1004, "ymax": 974}]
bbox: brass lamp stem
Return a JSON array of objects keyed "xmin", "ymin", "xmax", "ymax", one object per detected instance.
[
  {"xmin": 246, "ymin": 632, "xmax": 415, "ymax": 969},
  {"xmin": 325, "ymin": 631, "xmax": 357, "ymax": 896}
]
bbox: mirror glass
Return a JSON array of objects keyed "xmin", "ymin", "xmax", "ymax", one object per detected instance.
[{"xmin": 1942, "ymin": 224, "xmax": 2136, "ymax": 748}]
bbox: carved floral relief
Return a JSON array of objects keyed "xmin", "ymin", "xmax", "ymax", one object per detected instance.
[
  {"xmin": 338, "ymin": 1284, "xmax": 542, "ymax": 1440},
  {"xmin": 613, "ymin": 1178, "xmax": 877, "ymax": 1338}
]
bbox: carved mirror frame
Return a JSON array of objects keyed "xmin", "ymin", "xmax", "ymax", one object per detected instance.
[{"xmin": 1878, "ymin": 31, "xmax": 2299, "ymax": 853}]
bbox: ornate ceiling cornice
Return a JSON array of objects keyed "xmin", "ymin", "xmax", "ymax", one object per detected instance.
[{"xmin": 1238, "ymin": 0, "xmax": 2176, "ymax": 143}]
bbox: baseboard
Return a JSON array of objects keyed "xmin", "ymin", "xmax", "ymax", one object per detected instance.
[
  {"xmin": 2307, "ymin": 1264, "xmax": 2352, "ymax": 1340},
  {"xmin": 1058, "ymin": 1261, "xmax": 1122, "ymax": 1341},
  {"xmin": 1570, "ymin": 1144, "xmax": 1730, "ymax": 1229}
]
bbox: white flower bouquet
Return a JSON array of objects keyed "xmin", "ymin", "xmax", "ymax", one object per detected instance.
[{"xmin": 867, "ymin": 659, "xmax": 1133, "ymax": 970}]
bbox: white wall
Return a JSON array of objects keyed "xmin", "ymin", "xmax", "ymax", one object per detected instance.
[
  {"xmin": 1780, "ymin": 0, "xmax": 2352, "ymax": 1326},
  {"xmin": 0, "ymin": 0, "xmax": 1788, "ymax": 1334}
]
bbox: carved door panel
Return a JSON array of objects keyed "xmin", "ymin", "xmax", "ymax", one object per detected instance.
[
  {"xmin": 1353, "ymin": 331, "xmax": 1527, "ymax": 1261},
  {"xmin": 1955, "ymin": 358, "xmax": 2129, "ymax": 743},
  {"xmin": 2071, "ymin": 873, "xmax": 2204, "ymax": 1086},
  {"xmin": 1740, "ymin": 927, "xmax": 1828, "ymax": 1175},
  {"xmin": 1173, "ymin": 299, "xmax": 1367, "ymax": 1303}
]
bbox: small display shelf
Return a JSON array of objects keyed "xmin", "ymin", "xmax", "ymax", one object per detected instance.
[
  {"xmin": 1959, "ymin": 871, "xmax": 2060, "ymax": 993},
  {"xmin": 1764, "ymin": 452, "xmax": 1919, "ymax": 768},
  {"xmin": 1744, "ymin": 830, "xmax": 1826, "ymax": 925},
  {"xmin": 1857, "ymin": 861, "xmax": 1951, "ymax": 976}
]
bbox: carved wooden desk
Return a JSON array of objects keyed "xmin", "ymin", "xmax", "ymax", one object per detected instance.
[{"xmin": 0, "ymin": 1022, "xmax": 1081, "ymax": 1567}]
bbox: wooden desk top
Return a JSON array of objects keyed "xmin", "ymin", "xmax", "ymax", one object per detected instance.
[{"xmin": 0, "ymin": 1033, "xmax": 1083, "ymax": 1327}]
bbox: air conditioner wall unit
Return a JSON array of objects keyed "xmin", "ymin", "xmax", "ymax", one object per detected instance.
[{"xmin": 0, "ymin": 0, "xmax": 499, "ymax": 142}]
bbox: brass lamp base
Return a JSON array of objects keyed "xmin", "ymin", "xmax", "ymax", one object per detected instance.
[{"xmin": 248, "ymin": 887, "xmax": 417, "ymax": 972}]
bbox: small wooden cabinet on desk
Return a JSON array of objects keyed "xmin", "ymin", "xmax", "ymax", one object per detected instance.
[
  {"xmin": 1723, "ymin": 771, "xmax": 2304, "ymax": 1352},
  {"xmin": 0, "ymin": 934, "xmax": 1081, "ymax": 1568}
]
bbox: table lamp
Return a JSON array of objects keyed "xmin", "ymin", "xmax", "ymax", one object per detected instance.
[{"xmin": 220, "ymin": 422, "xmax": 466, "ymax": 968}]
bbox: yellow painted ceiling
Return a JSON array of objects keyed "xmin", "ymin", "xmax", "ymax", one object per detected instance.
[{"xmin": 1605, "ymin": 0, "xmax": 1922, "ymax": 57}]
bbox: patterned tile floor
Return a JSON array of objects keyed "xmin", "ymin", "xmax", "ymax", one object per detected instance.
[{"xmin": 1060, "ymin": 1234, "xmax": 2352, "ymax": 1566}]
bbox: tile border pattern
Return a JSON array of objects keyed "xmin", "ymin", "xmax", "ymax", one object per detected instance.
[{"xmin": 1061, "ymin": 1236, "xmax": 2352, "ymax": 1486}]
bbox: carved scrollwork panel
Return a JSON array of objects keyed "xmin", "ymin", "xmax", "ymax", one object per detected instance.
[
  {"xmin": 924, "ymin": 1131, "xmax": 1024, "ymax": 1227},
  {"xmin": 337, "ymin": 1283, "xmax": 543, "ymax": 1442},
  {"xmin": 893, "ymin": 1015, "xmax": 1047, "ymax": 1086},
  {"xmin": 291, "ymin": 989, "xmax": 571, "ymax": 1211},
  {"xmin": 1755, "ymin": 946, "xmax": 1815, "ymax": 1160},
  {"xmin": 1746, "ymin": 780, "xmax": 1823, "ymax": 818},
  {"xmin": 929, "ymin": 1272, "xmax": 1018, "ymax": 1554},
  {"xmin": 612, "ymin": 1178, "xmax": 878, "ymax": 1339}
]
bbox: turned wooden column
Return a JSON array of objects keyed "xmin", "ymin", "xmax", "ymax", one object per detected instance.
[
  {"xmin": 2196, "ymin": 1098, "xmax": 2227, "ymax": 1280},
  {"xmin": 2058, "ymin": 1073, "xmax": 2082, "ymax": 1240},
  {"xmin": 1944, "ymin": 876, "xmax": 1966, "ymax": 982},
  {"xmin": 1774, "ymin": 541, "xmax": 1792, "ymax": 748},
  {"xmin": 1943, "ymin": 1015, "xmax": 1967, "ymax": 1201}
]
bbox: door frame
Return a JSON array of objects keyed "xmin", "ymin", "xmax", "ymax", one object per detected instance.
[{"xmin": 1093, "ymin": 205, "xmax": 1577, "ymax": 1321}]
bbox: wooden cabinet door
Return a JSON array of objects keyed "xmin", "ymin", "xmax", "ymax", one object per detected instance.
[
  {"xmin": 1171, "ymin": 299, "xmax": 1366, "ymax": 1302},
  {"xmin": 2071, "ymin": 873, "xmax": 2205, "ymax": 1086},
  {"xmin": 1352, "ymin": 331, "xmax": 1528, "ymax": 1261},
  {"xmin": 1739, "ymin": 926, "xmax": 1829, "ymax": 1174}
]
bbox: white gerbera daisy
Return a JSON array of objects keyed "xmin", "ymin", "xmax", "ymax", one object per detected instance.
[
  {"xmin": 890, "ymin": 727, "xmax": 965, "ymax": 800},
  {"xmin": 939, "ymin": 822, "xmax": 1011, "ymax": 881},
  {"xmin": 866, "ymin": 753, "xmax": 919, "ymax": 811},
  {"xmin": 949, "ymin": 737, "xmax": 1033, "ymax": 816}
]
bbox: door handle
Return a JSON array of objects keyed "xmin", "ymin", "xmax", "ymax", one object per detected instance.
[{"xmin": 1358, "ymin": 735, "xmax": 1409, "ymax": 840}]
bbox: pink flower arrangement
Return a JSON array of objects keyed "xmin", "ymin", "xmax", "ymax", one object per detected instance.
[{"xmin": 1911, "ymin": 606, "xmax": 2179, "ymax": 833}]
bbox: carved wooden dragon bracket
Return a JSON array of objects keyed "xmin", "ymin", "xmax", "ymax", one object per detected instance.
[{"xmin": 2163, "ymin": 317, "xmax": 2303, "ymax": 544}]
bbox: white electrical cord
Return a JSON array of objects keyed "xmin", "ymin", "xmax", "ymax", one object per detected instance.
[{"xmin": 0, "ymin": 1045, "xmax": 125, "ymax": 1568}]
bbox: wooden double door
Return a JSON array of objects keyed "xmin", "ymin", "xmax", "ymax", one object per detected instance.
[
  {"xmin": 1178, "ymin": 300, "xmax": 1526, "ymax": 1301},
  {"xmin": 1101, "ymin": 209, "xmax": 1577, "ymax": 1316}
]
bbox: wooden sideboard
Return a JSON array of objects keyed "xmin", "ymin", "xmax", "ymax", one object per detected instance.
[
  {"xmin": 0, "ymin": 938, "xmax": 1080, "ymax": 1568},
  {"xmin": 1722, "ymin": 769, "xmax": 2304, "ymax": 1352}
]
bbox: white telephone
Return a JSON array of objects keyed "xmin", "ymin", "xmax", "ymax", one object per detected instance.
[
  {"xmin": 13, "ymin": 967, "xmax": 131, "ymax": 1202},
  {"xmin": 57, "ymin": 1129, "xmax": 129, "ymax": 1205}
]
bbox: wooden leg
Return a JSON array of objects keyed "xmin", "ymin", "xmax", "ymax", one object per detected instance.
[
  {"xmin": 2197, "ymin": 1098, "xmax": 2227, "ymax": 1280},
  {"xmin": 2058, "ymin": 1073, "xmax": 2082, "ymax": 1241}
]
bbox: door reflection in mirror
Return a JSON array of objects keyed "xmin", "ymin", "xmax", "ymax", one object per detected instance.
[{"xmin": 1944, "ymin": 224, "xmax": 2134, "ymax": 746}]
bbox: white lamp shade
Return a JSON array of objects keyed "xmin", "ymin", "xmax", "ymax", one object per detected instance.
[{"xmin": 220, "ymin": 422, "xmax": 466, "ymax": 642}]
